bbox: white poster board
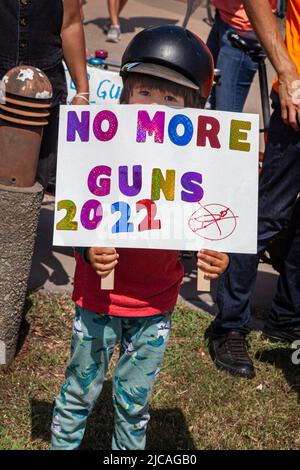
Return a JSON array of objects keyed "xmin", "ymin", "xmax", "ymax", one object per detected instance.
[
  {"xmin": 53, "ymin": 104, "xmax": 259, "ymax": 253},
  {"xmin": 65, "ymin": 65, "xmax": 123, "ymax": 104}
]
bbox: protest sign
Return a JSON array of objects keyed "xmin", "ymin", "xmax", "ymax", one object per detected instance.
[
  {"xmin": 65, "ymin": 65, "xmax": 122, "ymax": 104},
  {"xmin": 53, "ymin": 104, "xmax": 259, "ymax": 254}
]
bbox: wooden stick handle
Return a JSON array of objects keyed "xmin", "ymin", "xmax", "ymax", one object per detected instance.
[
  {"xmin": 197, "ymin": 267, "xmax": 211, "ymax": 292},
  {"xmin": 101, "ymin": 269, "xmax": 115, "ymax": 290}
]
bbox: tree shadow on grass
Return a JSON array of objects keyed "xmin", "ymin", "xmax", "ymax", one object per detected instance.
[
  {"xmin": 255, "ymin": 347, "xmax": 300, "ymax": 403},
  {"xmin": 31, "ymin": 381, "xmax": 196, "ymax": 450}
]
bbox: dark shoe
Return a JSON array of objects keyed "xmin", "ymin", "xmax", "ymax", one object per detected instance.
[
  {"xmin": 262, "ymin": 325, "xmax": 300, "ymax": 344},
  {"xmin": 209, "ymin": 330, "xmax": 255, "ymax": 379}
]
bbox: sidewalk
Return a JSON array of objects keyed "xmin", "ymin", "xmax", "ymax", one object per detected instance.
[{"xmin": 28, "ymin": 0, "xmax": 279, "ymax": 317}]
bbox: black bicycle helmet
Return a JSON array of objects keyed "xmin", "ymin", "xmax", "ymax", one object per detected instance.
[{"xmin": 120, "ymin": 25, "xmax": 214, "ymax": 102}]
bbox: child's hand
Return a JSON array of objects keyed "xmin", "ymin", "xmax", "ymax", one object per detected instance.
[
  {"xmin": 86, "ymin": 247, "xmax": 119, "ymax": 278},
  {"xmin": 197, "ymin": 249, "xmax": 229, "ymax": 280}
]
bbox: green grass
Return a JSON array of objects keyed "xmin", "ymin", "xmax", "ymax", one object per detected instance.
[{"xmin": 0, "ymin": 292, "xmax": 300, "ymax": 450}]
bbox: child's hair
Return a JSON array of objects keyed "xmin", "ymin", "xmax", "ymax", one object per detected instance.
[{"xmin": 120, "ymin": 73, "xmax": 205, "ymax": 109}]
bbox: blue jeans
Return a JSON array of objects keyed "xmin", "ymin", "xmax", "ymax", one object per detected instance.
[
  {"xmin": 213, "ymin": 100, "xmax": 300, "ymax": 336},
  {"xmin": 206, "ymin": 11, "xmax": 258, "ymax": 112}
]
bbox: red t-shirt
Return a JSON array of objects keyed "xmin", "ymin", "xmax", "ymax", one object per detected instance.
[{"xmin": 72, "ymin": 248, "xmax": 184, "ymax": 317}]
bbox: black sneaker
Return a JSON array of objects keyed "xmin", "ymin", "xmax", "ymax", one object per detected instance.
[
  {"xmin": 262, "ymin": 325, "xmax": 300, "ymax": 344},
  {"xmin": 209, "ymin": 330, "xmax": 255, "ymax": 379}
]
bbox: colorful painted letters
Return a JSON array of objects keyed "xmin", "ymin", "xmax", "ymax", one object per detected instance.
[
  {"xmin": 54, "ymin": 104, "xmax": 259, "ymax": 253},
  {"xmin": 87, "ymin": 165, "xmax": 203, "ymax": 203},
  {"xmin": 66, "ymin": 109, "xmax": 252, "ymax": 153}
]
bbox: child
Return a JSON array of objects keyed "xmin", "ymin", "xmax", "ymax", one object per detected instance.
[{"xmin": 51, "ymin": 25, "xmax": 229, "ymax": 450}]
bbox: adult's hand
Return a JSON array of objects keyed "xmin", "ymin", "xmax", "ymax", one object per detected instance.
[{"xmin": 278, "ymin": 69, "xmax": 300, "ymax": 131}]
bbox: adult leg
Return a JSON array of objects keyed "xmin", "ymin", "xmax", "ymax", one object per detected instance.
[
  {"xmin": 107, "ymin": 1, "xmax": 122, "ymax": 42},
  {"xmin": 51, "ymin": 307, "xmax": 121, "ymax": 450},
  {"xmin": 211, "ymin": 105, "xmax": 300, "ymax": 375},
  {"xmin": 215, "ymin": 105, "xmax": 300, "ymax": 334},
  {"xmin": 264, "ymin": 198, "xmax": 300, "ymax": 340},
  {"xmin": 258, "ymin": 104, "xmax": 300, "ymax": 339},
  {"xmin": 107, "ymin": 0, "xmax": 127, "ymax": 26},
  {"xmin": 206, "ymin": 11, "xmax": 222, "ymax": 110},
  {"xmin": 213, "ymin": 25, "xmax": 258, "ymax": 112},
  {"xmin": 111, "ymin": 312, "xmax": 172, "ymax": 450},
  {"xmin": 118, "ymin": 0, "xmax": 128, "ymax": 16},
  {"xmin": 107, "ymin": 0, "xmax": 120, "ymax": 26}
]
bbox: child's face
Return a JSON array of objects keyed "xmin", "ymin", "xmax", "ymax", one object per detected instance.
[{"xmin": 129, "ymin": 84, "xmax": 184, "ymax": 107}]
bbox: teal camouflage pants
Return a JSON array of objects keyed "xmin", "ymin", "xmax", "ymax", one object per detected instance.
[{"xmin": 51, "ymin": 305, "xmax": 172, "ymax": 450}]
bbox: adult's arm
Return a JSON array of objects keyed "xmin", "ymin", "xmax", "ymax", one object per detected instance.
[
  {"xmin": 61, "ymin": 0, "xmax": 89, "ymax": 104},
  {"xmin": 243, "ymin": 0, "xmax": 300, "ymax": 130}
]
